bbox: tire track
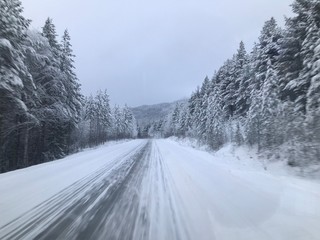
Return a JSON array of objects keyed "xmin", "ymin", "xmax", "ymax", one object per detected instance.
[
  {"xmin": 73, "ymin": 141, "xmax": 152, "ymax": 240},
  {"xmin": 0, "ymin": 141, "xmax": 148, "ymax": 240},
  {"xmin": 153, "ymin": 141, "xmax": 190, "ymax": 240},
  {"xmin": 134, "ymin": 141, "xmax": 190, "ymax": 240}
]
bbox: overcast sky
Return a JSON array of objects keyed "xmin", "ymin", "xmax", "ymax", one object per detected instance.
[{"xmin": 21, "ymin": 0, "xmax": 294, "ymax": 107}]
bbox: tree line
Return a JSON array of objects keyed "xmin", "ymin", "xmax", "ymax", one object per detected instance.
[
  {"xmin": 0, "ymin": 0, "xmax": 137, "ymax": 173},
  {"xmin": 148, "ymin": 0, "xmax": 320, "ymax": 167}
]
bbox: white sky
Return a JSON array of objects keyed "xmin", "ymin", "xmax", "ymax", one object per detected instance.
[{"xmin": 21, "ymin": 0, "xmax": 294, "ymax": 107}]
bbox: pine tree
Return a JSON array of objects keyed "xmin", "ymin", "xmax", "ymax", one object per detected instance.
[
  {"xmin": 235, "ymin": 59, "xmax": 253, "ymax": 116},
  {"xmin": 260, "ymin": 62, "xmax": 282, "ymax": 148},
  {"xmin": 27, "ymin": 25, "xmax": 68, "ymax": 160},
  {"xmin": 255, "ymin": 18, "xmax": 282, "ymax": 91},
  {"xmin": 122, "ymin": 105, "xmax": 137, "ymax": 138},
  {"xmin": 112, "ymin": 105, "xmax": 120, "ymax": 138},
  {"xmin": 60, "ymin": 29, "xmax": 82, "ymax": 121},
  {"xmin": 206, "ymin": 85, "xmax": 225, "ymax": 149},
  {"xmin": 0, "ymin": 0, "xmax": 36, "ymax": 171},
  {"xmin": 42, "ymin": 18, "xmax": 60, "ymax": 58},
  {"xmin": 245, "ymin": 89, "xmax": 262, "ymax": 150},
  {"xmin": 219, "ymin": 58, "xmax": 236, "ymax": 118},
  {"xmin": 84, "ymin": 95, "xmax": 97, "ymax": 146},
  {"xmin": 95, "ymin": 90, "xmax": 112, "ymax": 142},
  {"xmin": 233, "ymin": 41, "xmax": 249, "ymax": 117},
  {"xmin": 243, "ymin": 18, "xmax": 282, "ymax": 150},
  {"xmin": 171, "ymin": 103, "xmax": 181, "ymax": 136},
  {"xmin": 178, "ymin": 104, "xmax": 190, "ymax": 137},
  {"xmin": 305, "ymin": 28, "xmax": 320, "ymax": 162},
  {"xmin": 60, "ymin": 29, "xmax": 83, "ymax": 152},
  {"xmin": 306, "ymin": 37, "xmax": 320, "ymax": 123},
  {"xmin": 196, "ymin": 77, "xmax": 211, "ymax": 140},
  {"xmin": 279, "ymin": 0, "xmax": 316, "ymax": 113},
  {"xmin": 188, "ymin": 87, "xmax": 201, "ymax": 137}
]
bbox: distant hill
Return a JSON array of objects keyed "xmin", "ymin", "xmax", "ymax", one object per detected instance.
[{"xmin": 131, "ymin": 99, "xmax": 187, "ymax": 125}]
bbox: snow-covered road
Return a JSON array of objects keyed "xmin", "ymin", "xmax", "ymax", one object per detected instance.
[{"xmin": 0, "ymin": 139, "xmax": 319, "ymax": 240}]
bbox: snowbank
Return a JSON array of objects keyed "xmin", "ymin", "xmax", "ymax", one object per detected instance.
[{"xmin": 168, "ymin": 137, "xmax": 320, "ymax": 180}]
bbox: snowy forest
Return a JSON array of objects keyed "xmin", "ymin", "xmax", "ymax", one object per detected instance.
[
  {"xmin": 1, "ymin": 0, "xmax": 320, "ymax": 173},
  {"xmin": 147, "ymin": 0, "xmax": 320, "ymax": 167},
  {"xmin": 0, "ymin": 0, "xmax": 137, "ymax": 172}
]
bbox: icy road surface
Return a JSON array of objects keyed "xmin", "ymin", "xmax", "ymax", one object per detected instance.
[{"xmin": 0, "ymin": 139, "xmax": 319, "ymax": 240}]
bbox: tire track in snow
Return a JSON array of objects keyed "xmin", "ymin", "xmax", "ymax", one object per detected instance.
[
  {"xmin": 1, "ymin": 140, "xmax": 191, "ymax": 240},
  {"xmin": 135, "ymin": 141, "xmax": 190, "ymax": 240},
  {"xmin": 77, "ymin": 141, "xmax": 152, "ymax": 240},
  {"xmin": 0, "ymin": 140, "xmax": 149, "ymax": 240}
]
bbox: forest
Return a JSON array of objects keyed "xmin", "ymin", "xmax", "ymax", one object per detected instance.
[
  {"xmin": 147, "ymin": 0, "xmax": 320, "ymax": 167},
  {"xmin": 1, "ymin": 0, "xmax": 320, "ymax": 173},
  {"xmin": 0, "ymin": 0, "xmax": 137, "ymax": 172}
]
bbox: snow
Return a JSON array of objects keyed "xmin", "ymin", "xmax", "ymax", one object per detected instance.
[
  {"xmin": 0, "ymin": 139, "xmax": 145, "ymax": 227},
  {"xmin": 170, "ymin": 136, "xmax": 320, "ymax": 178},
  {"xmin": 0, "ymin": 38, "xmax": 24, "ymax": 90},
  {"xmin": 0, "ymin": 138, "xmax": 319, "ymax": 240},
  {"xmin": 0, "ymin": 38, "xmax": 12, "ymax": 49},
  {"xmin": 152, "ymin": 139, "xmax": 320, "ymax": 240}
]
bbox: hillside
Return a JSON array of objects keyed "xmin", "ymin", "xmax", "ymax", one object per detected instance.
[{"xmin": 131, "ymin": 99, "xmax": 187, "ymax": 125}]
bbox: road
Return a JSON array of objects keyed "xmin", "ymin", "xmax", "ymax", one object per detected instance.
[{"xmin": 0, "ymin": 139, "xmax": 319, "ymax": 240}]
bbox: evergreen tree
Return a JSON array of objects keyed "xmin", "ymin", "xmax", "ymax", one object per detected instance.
[
  {"xmin": 60, "ymin": 29, "xmax": 83, "ymax": 123},
  {"xmin": 42, "ymin": 18, "xmax": 60, "ymax": 58},
  {"xmin": 260, "ymin": 62, "xmax": 282, "ymax": 148},
  {"xmin": 219, "ymin": 58, "xmax": 236, "ymax": 118},
  {"xmin": 306, "ymin": 37, "xmax": 320, "ymax": 123},
  {"xmin": 112, "ymin": 105, "xmax": 124, "ymax": 139},
  {"xmin": 279, "ymin": 0, "xmax": 316, "ymax": 113},
  {"xmin": 0, "ymin": 0, "xmax": 35, "ymax": 170},
  {"xmin": 232, "ymin": 41, "xmax": 248, "ymax": 117},
  {"xmin": 205, "ymin": 85, "xmax": 225, "ymax": 149},
  {"xmin": 255, "ymin": 18, "xmax": 282, "ymax": 91},
  {"xmin": 122, "ymin": 105, "xmax": 138, "ymax": 138}
]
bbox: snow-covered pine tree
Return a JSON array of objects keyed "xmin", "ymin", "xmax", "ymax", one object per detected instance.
[
  {"xmin": 171, "ymin": 103, "xmax": 182, "ymax": 136},
  {"xmin": 95, "ymin": 90, "xmax": 112, "ymax": 143},
  {"xmin": 254, "ymin": 18, "xmax": 282, "ymax": 91},
  {"xmin": 280, "ymin": 0, "xmax": 315, "ymax": 113},
  {"xmin": 276, "ymin": 0, "xmax": 320, "ymax": 164},
  {"xmin": 188, "ymin": 87, "xmax": 201, "ymax": 138},
  {"xmin": 112, "ymin": 105, "xmax": 125, "ymax": 139},
  {"xmin": 260, "ymin": 61, "xmax": 282, "ymax": 148},
  {"xmin": 219, "ymin": 58, "xmax": 236, "ymax": 118},
  {"xmin": 0, "ymin": 0, "xmax": 36, "ymax": 171},
  {"xmin": 60, "ymin": 29, "xmax": 83, "ymax": 122},
  {"xmin": 59, "ymin": 29, "xmax": 83, "ymax": 152},
  {"xmin": 178, "ymin": 104, "xmax": 190, "ymax": 137},
  {"xmin": 205, "ymin": 82, "xmax": 225, "ymax": 149},
  {"xmin": 230, "ymin": 41, "xmax": 248, "ymax": 118},
  {"xmin": 306, "ymin": 38, "xmax": 320, "ymax": 127},
  {"xmin": 122, "ymin": 105, "xmax": 137, "ymax": 138},
  {"xmin": 245, "ymin": 89, "xmax": 262, "ymax": 150},
  {"xmin": 235, "ymin": 43, "xmax": 252, "ymax": 117},
  {"xmin": 197, "ymin": 77, "xmax": 211, "ymax": 141},
  {"xmin": 305, "ymin": 4, "xmax": 320, "ymax": 163},
  {"xmin": 36, "ymin": 19, "xmax": 72, "ymax": 160},
  {"xmin": 42, "ymin": 18, "xmax": 61, "ymax": 59},
  {"xmin": 84, "ymin": 95, "xmax": 97, "ymax": 146},
  {"xmin": 243, "ymin": 18, "xmax": 282, "ymax": 150}
]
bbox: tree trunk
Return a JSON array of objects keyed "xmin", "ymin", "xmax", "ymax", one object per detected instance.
[
  {"xmin": 15, "ymin": 114, "xmax": 21, "ymax": 170},
  {"xmin": 23, "ymin": 125, "xmax": 29, "ymax": 167}
]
